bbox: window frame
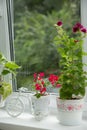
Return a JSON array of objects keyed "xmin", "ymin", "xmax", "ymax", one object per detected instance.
[
  {"xmin": 0, "ymin": 0, "xmax": 12, "ymax": 86},
  {"xmin": 81, "ymin": 0, "xmax": 87, "ymax": 101}
]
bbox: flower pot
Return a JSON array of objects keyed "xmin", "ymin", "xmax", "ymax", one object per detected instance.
[
  {"xmin": 30, "ymin": 95, "xmax": 50, "ymax": 120},
  {"xmin": 56, "ymin": 97, "xmax": 84, "ymax": 126}
]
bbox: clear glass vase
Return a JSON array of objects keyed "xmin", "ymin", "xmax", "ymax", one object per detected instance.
[{"xmin": 31, "ymin": 95, "xmax": 50, "ymax": 121}]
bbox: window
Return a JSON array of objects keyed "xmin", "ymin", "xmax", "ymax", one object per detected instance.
[
  {"xmin": 1, "ymin": 0, "xmax": 87, "ymax": 92},
  {"xmin": 13, "ymin": 0, "xmax": 81, "ymax": 91}
]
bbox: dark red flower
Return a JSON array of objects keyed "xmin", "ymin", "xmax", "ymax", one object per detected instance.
[
  {"xmin": 57, "ymin": 21, "xmax": 63, "ymax": 26},
  {"xmin": 73, "ymin": 22, "xmax": 84, "ymax": 33},
  {"xmin": 75, "ymin": 22, "xmax": 83, "ymax": 29},
  {"xmin": 73, "ymin": 26, "xmax": 79, "ymax": 33},
  {"xmin": 81, "ymin": 28, "xmax": 87, "ymax": 33}
]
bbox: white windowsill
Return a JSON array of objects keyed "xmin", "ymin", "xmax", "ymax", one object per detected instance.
[
  {"xmin": 0, "ymin": 93, "xmax": 87, "ymax": 130},
  {"xmin": 0, "ymin": 109, "xmax": 87, "ymax": 130}
]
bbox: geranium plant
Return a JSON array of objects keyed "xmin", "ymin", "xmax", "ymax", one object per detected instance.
[
  {"xmin": 32, "ymin": 72, "xmax": 48, "ymax": 98},
  {"xmin": 53, "ymin": 21, "xmax": 87, "ymax": 100}
]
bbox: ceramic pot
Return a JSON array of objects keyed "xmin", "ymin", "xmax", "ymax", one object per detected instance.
[
  {"xmin": 31, "ymin": 95, "xmax": 50, "ymax": 120},
  {"xmin": 56, "ymin": 97, "xmax": 84, "ymax": 126}
]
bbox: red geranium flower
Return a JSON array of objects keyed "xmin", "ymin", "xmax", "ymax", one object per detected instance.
[
  {"xmin": 33, "ymin": 72, "xmax": 47, "ymax": 98},
  {"xmin": 40, "ymin": 87, "xmax": 46, "ymax": 94},
  {"xmin": 48, "ymin": 74, "xmax": 61, "ymax": 88},
  {"xmin": 39, "ymin": 72, "xmax": 45, "ymax": 77},
  {"xmin": 35, "ymin": 83, "xmax": 41, "ymax": 90}
]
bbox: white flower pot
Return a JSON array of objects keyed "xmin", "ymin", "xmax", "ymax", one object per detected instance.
[
  {"xmin": 30, "ymin": 95, "xmax": 50, "ymax": 120},
  {"xmin": 56, "ymin": 97, "xmax": 84, "ymax": 126}
]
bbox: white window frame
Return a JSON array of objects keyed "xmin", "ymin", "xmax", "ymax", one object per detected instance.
[
  {"xmin": 0, "ymin": 0, "xmax": 10, "ymax": 58},
  {"xmin": 81, "ymin": 0, "xmax": 87, "ymax": 101},
  {"xmin": 0, "ymin": 0, "xmax": 12, "ymax": 85},
  {"xmin": 0, "ymin": 0, "xmax": 16, "ymax": 90},
  {"xmin": 81, "ymin": 0, "xmax": 87, "ymax": 73}
]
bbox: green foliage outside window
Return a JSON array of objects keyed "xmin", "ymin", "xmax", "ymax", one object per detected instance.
[{"xmin": 13, "ymin": 0, "xmax": 80, "ymax": 89}]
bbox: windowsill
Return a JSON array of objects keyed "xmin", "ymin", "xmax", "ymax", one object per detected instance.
[
  {"xmin": 0, "ymin": 94, "xmax": 87, "ymax": 130},
  {"xmin": 0, "ymin": 109, "xmax": 87, "ymax": 130}
]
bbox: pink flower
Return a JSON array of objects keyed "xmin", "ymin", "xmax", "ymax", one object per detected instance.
[{"xmin": 57, "ymin": 21, "xmax": 63, "ymax": 26}]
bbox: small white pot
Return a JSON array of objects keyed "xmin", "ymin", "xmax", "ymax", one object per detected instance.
[
  {"xmin": 30, "ymin": 95, "xmax": 50, "ymax": 120},
  {"xmin": 56, "ymin": 97, "xmax": 84, "ymax": 126}
]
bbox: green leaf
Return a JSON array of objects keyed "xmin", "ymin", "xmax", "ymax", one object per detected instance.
[
  {"xmin": 1, "ymin": 69, "xmax": 11, "ymax": 75},
  {"xmin": 5, "ymin": 61, "xmax": 21, "ymax": 70},
  {"xmin": 0, "ymin": 82, "xmax": 12, "ymax": 99},
  {"xmin": 35, "ymin": 93, "xmax": 41, "ymax": 98},
  {"xmin": 0, "ymin": 53, "xmax": 6, "ymax": 63}
]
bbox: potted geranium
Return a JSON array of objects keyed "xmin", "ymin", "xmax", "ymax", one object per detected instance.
[
  {"xmin": 53, "ymin": 21, "xmax": 87, "ymax": 125},
  {"xmin": 31, "ymin": 72, "xmax": 50, "ymax": 120},
  {"xmin": 0, "ymin": 52, "xmax": 20, "ymax": 106}
]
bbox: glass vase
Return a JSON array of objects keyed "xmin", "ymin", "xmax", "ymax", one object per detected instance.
[{"xmin": 31, "ymin": 95, "xmax": 50, "ymax": 121}]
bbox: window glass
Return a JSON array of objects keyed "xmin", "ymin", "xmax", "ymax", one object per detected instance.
[{"xmin": 13, "ymin": 0, "xmax": 80, "ymax": 91}]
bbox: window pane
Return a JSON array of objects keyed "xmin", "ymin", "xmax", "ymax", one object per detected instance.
[{"xmin": 13, "ymin": 0, "xmax": 80, "ymax": 91}]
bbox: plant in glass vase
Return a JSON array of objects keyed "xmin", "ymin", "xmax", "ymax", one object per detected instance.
[
  {"xmin": 53, "ymin": 21, "xmax": 87, "ymax": 125},
  {"xmin": 32, "ymin": 72, "xmax": 48, "ymax": 98},
  {"xmin": 31, "ymin": 72, "xmax": 50, "ymax": 120}
]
